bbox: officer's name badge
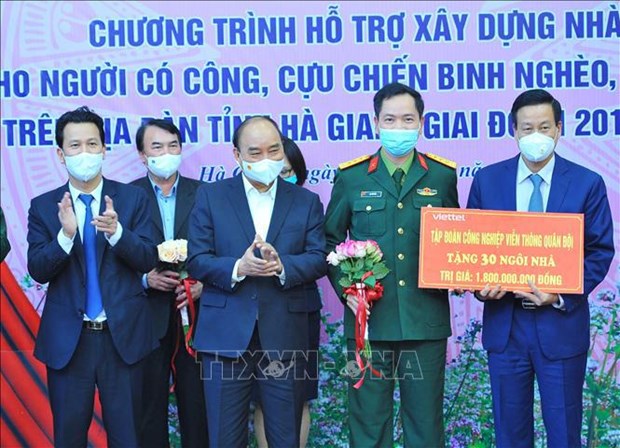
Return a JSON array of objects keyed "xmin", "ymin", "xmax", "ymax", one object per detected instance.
[
  {"xmin": 417, "ymin": 187, "xmax": 438, "ymax": 196},
  {"xmin": 360, "ymin": 191, "xmax": 382, "ymax": 198}
]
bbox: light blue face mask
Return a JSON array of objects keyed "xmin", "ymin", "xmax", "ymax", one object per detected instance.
[
  {"xmin": 283, "ymin": 174, "xmax": 298, "ymax": 184},
  {"xmin": 379, "ymin": 127, "xmax": 420, "ymax": 157}
]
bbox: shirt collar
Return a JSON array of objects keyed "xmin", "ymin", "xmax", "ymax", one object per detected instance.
[
  {"xmin": 517, "ymin": 153, "xmax": 556, "ymax": 185},
  {"xmin": 241, "ymin": 174, "xmax": 278, "ymax": 200},
  {"xmin": 380, "ymin": 149, "xmax": 415, "ymax": 176},
  {"xmin": 148, "ymin": 173, "xmax": 179, "ymax": 198},
  {"xmin": 68, "ymin": 178, "xmax": 104, "ymax": 206}
]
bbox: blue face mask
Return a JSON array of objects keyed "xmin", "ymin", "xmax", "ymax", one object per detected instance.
[
  {"xmin": 379, "ymin": 127, "xmax": 420, "ymax": 157},
  {"xmin": 283, "ymin": 174, "xmax": 298, "ymax": 184}
]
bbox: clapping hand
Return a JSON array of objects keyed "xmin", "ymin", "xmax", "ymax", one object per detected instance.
[
  {"xmin": 93, "ymin": 195, "xmax": 118, "ymax": 238},
  {"xmin": 255, "ymin": 234, "xmax": 283, "ymax": 275},
  {"xmin": 58, "ymin": 192, "xmax": 77, "ymax": 238},
  {"xmin": 238, "ymin": 234, "xmax": 282, "ymax": 277}
]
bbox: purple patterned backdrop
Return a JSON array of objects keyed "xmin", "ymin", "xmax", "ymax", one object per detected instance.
[{"xmin": 1, "ymin": 1, "xmax": 619, "ymax": 365}]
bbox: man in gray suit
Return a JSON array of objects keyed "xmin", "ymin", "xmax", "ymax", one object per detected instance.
[{"xmin": 131, "ymin": 119, "xmax": 208, "ymax": 448}]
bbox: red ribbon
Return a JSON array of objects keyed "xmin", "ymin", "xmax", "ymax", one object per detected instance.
[
  {"xmin": 169, "ymin": 277, "xmax": 197, "ymax": 393},
  {"xmin": 182, "ymin": 278, "xmax": 197, "ymax": 357},
  {"xmin": 344, "ymin": 276, "xmax": 383, "ymax": 389}
]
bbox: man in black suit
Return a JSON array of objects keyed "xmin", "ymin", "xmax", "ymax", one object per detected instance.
[
  {"xmin": 131, "ymin": 119, "xmax": 208, "ymax": 447},
  {"xmin": 27, "ymin": 106, "xmax": 158, "ymax": 446},
  {"xmin": 188, "ymin": 116, "xmax": 327, "ymax": 447}
]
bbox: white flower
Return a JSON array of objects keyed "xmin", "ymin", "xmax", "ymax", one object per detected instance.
[
  {"xmin": 176, "ymin": 239, "xmax": 188, "ymax": 262},
  {"xmin": 157, "ymin": 239, "xmax": 188, "ymax": 264},
  {"xmin": 326, "ymin": 251, "xmax": 341, "ymax": 266}
]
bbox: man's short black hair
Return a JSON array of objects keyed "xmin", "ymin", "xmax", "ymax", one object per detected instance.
[
  {"xmin": 135, "ymin": 119, "xmax": 183, "ymax": 152},
  {"xmin": 55, "ymin": 106, "xmax": 105, "ymax": 148},
  {"xmin": 373, "ymin": 82, "xmax": 424, "ymax": 118},
  {"xmin": 511, "ymin": 89, "xmax": 562, "ymax": 127}
]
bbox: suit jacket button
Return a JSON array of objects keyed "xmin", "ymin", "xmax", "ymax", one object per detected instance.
[
  {"xmin": 397, "ymin": 202, "xmax": 404, "ymax": 209},
  {"xmin": 398, "ymin": 280, "xmax": 406, "ymax": 287},
  {"xmin": 397, "ymin": 227, "xmax": 404, "ymax": 235},
  {"xmin": 398, "ymin": 253, "xmax": 404, "ymax": 260}
]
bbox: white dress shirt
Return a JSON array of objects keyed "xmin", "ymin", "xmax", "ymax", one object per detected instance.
[
  {"xmin": 516, "ymin": 154, "xmax": 555, "ymax": 212},
  {"xmin": 515, "ymin": 154, "xmax": 564, "ymax": 310},
  {"xmin": 231, "ymin": 175, "xmax": 285, "ymax": 285},
  {"xmin": 243, "ymin": 174, "xmax": 277, "ymax": 240}
]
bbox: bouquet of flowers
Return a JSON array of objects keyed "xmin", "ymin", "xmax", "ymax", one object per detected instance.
[
  {"xmin": 327, "ymin": 239, "xmax": 389, "ymax": 388},
  {"xmin": 157, "ymin": 239, "xmax": 197, "ymax": 359},
  {"xmin": 157, "ymin": 239, "xmax": 188, "ymax": 276}
]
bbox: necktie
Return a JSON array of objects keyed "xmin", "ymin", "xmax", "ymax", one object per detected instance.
[
  {"xmin": 393, "ymin": 168, "xmax": 404, "ymax": 195},
  {"xmin": 528, "ymin": 174, "xmax": 544, "ymax": 212},
  {"xmin": 79, "ymin": 194, "xmax": 103, "ymax": 319}
]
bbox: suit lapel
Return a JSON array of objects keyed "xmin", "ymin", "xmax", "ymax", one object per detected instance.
[
  {"xmin": 141, "ymin": 177, "xmax": 165, "ymax": 239},
  {"xmin": 503, "ymin": 156, "xmax": 519, "ymax": 211},
  {"xmin": 174, "ymin": 176, "xmax": 194, "ymax": 238},
  {"xmin": 368, "ymin": 155, "xmax": 399, "ymax": 199},
  {"xmin": 400, "ymin": 151, "xmax": 428, "ymax": 199},
  {"xmin": 228, "ymin": 176, "xmax": 256, "ymax": 245},
  {"xmin": 58, "ymin": 184, "xmax": 86, "ymax": 275},
  {"xmin": 266, "ymin": 179, "xmax": 294, "ymax": 243},
  {"xmin": 547, "ymin": 154, "xmax": 570, "ymax": 212},
  {"xmin": 96, "ymin": 179, "xmax": 114, "ymax": 271}
]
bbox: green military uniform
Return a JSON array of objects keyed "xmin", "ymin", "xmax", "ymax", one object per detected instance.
[
  {"xmin": 325, "ymin": 148, "xmax": 459, "ymax": 447},
  {"xmin": 0, "ymin": 207, "xmax": 10, "ymax": 262}
]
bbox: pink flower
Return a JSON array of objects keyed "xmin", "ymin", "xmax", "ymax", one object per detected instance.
[
  {"xmin": 353, "ymin": 241, "xmax": 366, "ymax": 258},
  {"xmin": 331, "ymin": 239, "xmax": 389, "ymax": 288},
  {"xmin": 338, "ymin": 240, "xmax": 357, "ymax": 258}
]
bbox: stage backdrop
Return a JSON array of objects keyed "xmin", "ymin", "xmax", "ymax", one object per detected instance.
[{"xmin": 1, "ymin": 1, "xmax": 619, "ymax": 447}]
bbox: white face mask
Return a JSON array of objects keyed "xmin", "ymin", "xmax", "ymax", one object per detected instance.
[
  {"xmin": 518, "ymin": 132, "xmax": 556, "ymax": 162},
  {"xmin": 240, "ymin": 157, "xmax": 284, "ymax": 186},
  {"xmin": 147, "ymin": 154, "xmax": 182, "ymax": 179},
  {"xmin": 64, "ymin": 152, "xmax": 103, "ymax": 182}
]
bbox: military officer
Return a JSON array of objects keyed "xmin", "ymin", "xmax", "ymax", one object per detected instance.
[{"xmin": 324, "ymin": 82, "xmax": 459, "ymax": 447}]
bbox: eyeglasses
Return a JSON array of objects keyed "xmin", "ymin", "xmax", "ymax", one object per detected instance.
[{"xmin": 280, "ymin": 167, "xmax": 294, "ymax": 177}]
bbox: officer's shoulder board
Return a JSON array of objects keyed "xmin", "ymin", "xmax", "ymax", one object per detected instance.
[
  {"xmin": 425, "ymin": 153, "xmax": 457, "ymax": 169},
  {"xmin": 338, "ymin": 154, "xmax": 371, "ymax": 171}
]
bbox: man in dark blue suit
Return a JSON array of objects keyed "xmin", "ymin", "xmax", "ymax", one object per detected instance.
[
  {"xmin": 467, "ymin": 89, "xmax": 614, "ymax": 447},
  {"xmin": 131, "ymin": 119, "xmax": 208, "ymax": 447},
  {"xmin": 27, "ymin": 106, "xmax": 158, "ymax": 447},
  {"xmin": 188, "ymin": 116, "xmax": 327, "ymax": 447}
]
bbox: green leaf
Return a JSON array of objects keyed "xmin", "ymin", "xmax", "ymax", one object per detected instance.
[
  {"xmin": 372, "ymin": 263, "xmax": 390, "ymax": 279},
  {"xmin": 353, "ymin": 258, "xmax": 364, "ymax": 272},
  {"xmin": 364, "ymin": 276, "xmax": 376, "ymax": 288},
  {"xmin": 596, "ymin": 408, "xmax": 611, "ymax": 421},
  {"xmin": 339, "ymin": 277, "xmax": 352, "ymax": 288}
]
